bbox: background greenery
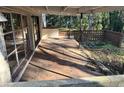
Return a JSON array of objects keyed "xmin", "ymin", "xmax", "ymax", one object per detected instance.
[{"xmin": 46, "ymin": 10, "xmax": 124, "ymax": 32}]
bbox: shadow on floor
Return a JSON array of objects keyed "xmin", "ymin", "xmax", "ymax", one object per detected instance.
[
  {"xmin": 38, "ymin": 45, "xmax": 89, "ymax": 62},
  {"xmin": 29, "ymin": 63, "xmax": 74, "ymax": 79},
  {"xmin": 32, "ymin": 47, "xmax": 102, "ymax": 76}
]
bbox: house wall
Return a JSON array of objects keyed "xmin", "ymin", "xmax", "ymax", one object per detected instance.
[
  {"xmin": 0, "ymin": 7, "xmax": 43, "ymax": 82},
  {"xmin": 0, "ymin": 52, "xmax": 11, "ymax": 83},
  {"xmin": 0, "ymin": 26, "xmax": 11, "ymax": 83}
]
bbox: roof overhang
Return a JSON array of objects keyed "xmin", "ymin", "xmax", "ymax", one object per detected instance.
[{"xmin": 1, "ymin": 6, "xmax": 124, "ymax": 16}]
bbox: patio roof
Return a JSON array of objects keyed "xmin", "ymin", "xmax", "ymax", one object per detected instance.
[{"xmin": 1, "ymin": 6, "xmax": 124, "ymax": 16}]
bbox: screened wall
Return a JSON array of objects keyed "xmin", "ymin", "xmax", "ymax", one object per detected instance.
[{"xmin": 1, "ymin": 12, "xmax": 41, "ymax": 75}]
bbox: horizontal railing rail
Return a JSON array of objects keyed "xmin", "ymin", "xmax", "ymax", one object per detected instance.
[{"xmin": 0, "ymin": 75, "xmax": 124, "ymax": 87}]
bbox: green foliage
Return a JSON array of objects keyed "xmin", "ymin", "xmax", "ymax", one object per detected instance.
[
  {"xmin": 100, "ymin": 44, "xmax": 124, "ymax": 56},
  {"xmin": 46, "ymin": 15, "xmax": 60, "ymax": 27},
  {"xmin": 83, "ymin": 41, "xmax": 124, "ymax": 56},
  {"xmin": 101, "ymin": 12, "xmax": 109, "ymax": 30},
  {"xmin": 93, "ymin": 13, "xmax": 102, "ymax": 30},
  {"xmin": 46, "ymin": 10, "xmax": 124, "ymax": 32},
  {"xmin": 12, "ymin": 13, "xmax": 21, "ymax": 29},
  {"xmin": 82, "ymin": 15, "xmax": 89, "ymax": 30},
  {"xmin": 109, "ymin": 11, "xmax": 124, "ymax": 32}
]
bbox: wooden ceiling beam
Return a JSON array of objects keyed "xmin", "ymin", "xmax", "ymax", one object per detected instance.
[
  {"xmin": 1, "ymin": 6, "xmax": 124, "ymax": 16},
  {"xmin": 78, "ymin": 6, "xmax": 101, "ymax": 13},
  {"xmin": 0, "ymin": 6, "xmax": 30, "ymax": 15},
  {"xmin": 63, "ymin": 6, "xmax": 69, "ymax": 11}
]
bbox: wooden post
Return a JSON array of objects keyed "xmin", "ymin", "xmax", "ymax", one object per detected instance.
[
  {"xmin": 27, "ymin": 15, "xmax": 35, "ymax": 51},
  {"xmin": 79, "ymin": 13, "xmax": 83, "ymax": 47},
  {"xmin": 39, "ymin": 15, "xmax": 43, "ymax": 40},
  {"xmin": 69, "ymin": 16, "xmax": 72, "ymax": 39},
  {"xmin": 59, "ymin": 14, "xmax": 61, "ymax": 28},
  {"xmin": 88, "ymin": 14, "xmax": 94, "ymax": 30},
  {"xmin": 20, "ymin": 15, "xmax": 27, "ymax": 58}
]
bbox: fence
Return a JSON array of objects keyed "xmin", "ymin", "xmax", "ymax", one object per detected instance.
[
  {"xmin": 104, "ymin": 30, "xmax": 124, "ymax": 47},
  {"xmin": 59, "ymin": 30, "xmax": 104, "ymax": 41},
  {"xmin": 81, "ymin": 30, "xmax": 104, "ymax": 41},
  {"xmin": 59, "ymin": 30, "xmax": 124, "ymax": 47}
]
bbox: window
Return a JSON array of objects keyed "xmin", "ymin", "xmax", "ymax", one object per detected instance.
[
  {"xmin": 1, "ymin": 13, "xmax": 27, "ymax": 74},
  {"xmin": 2, "ymin": 13, "xmax": 18, "ymax": 73}
]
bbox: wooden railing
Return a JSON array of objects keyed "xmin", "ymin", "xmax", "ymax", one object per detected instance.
[
  {"xmin": 81, "ymin": 30, "xmax": 104, "ymax": 41},
  {"xmin": 59, "ymin": 30, "xmax": 104, "ymax": 42},
  {"xmin": 59, "ymin": 30, "xmax": 124, "ymax": 47},
  {"xmin": 104, "ymin": 30, "xmax": 124, "ymax": 47},
  {"xmin": 1, "ymin": 75, "xmax": 124, "ymax": 87}
]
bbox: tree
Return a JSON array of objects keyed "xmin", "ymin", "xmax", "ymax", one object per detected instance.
[
  {"xmin": 82, "ymin": 14, "xmax": 89, "ymax": 30},
  {"xmin": 109, "ymin": 11, "xmax": 123, "ymax": 32},
  {"xmin": 46, "ymin": 10, "xmax": 124, "ymax": 32},
  {"xmin": 101, "ymin": 12, "xmax": 109, "ymax": 30}
]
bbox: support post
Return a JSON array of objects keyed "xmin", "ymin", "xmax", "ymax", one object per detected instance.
[
  {"xmin": 42, "ymin": 14, "xmax": 46, "ymax": 28},
  {"xmin": 39, "ymin": 15, "xmax": 43, "ymax": 40},
  {"xmin": 59, "ymin": 14, "xmax": 61, "ymax": 28},
  {"xmin": 27, "ymin": 15, "xmax": 35, "ymax": 51},
  {"xmin": 79, "ymin": 13, "xmax": 83, "ymax": 48},
  {"xmin": 20, "ymin": 15, "xmax": 27, "ymax": 58},
  {"xmin": 68, "ymin": 16, "xmax": 72, "ymax": 39},
  {"xmin": 88, "ymin": 13, "xmax": 94, "ymax": 30}
]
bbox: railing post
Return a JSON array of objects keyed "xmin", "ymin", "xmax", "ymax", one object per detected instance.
[
  {"xmin": 120, "ymin": 33, "xmax": 124, "ymax": 48},
  {"xmin": 68, "ymin": 15, "xmax": 73, "ymax": 39}
]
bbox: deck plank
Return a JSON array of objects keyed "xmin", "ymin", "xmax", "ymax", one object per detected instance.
[{"xmin": 21, "ymin": 38, "xmax": 101, "ymax": 81}]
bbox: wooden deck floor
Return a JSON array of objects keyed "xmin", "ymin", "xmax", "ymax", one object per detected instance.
[{"xmin": 21, "ymin": 38, "xmax": 102, "ymax": 81}]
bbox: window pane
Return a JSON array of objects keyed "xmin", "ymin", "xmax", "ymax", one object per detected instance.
[
  {"xmin": 4, "ymin": 33, "xmax": 15, "ymax": 55},
  {"xmin": 22, "ymin": 16, "xmax": 28, "ymax": 27},
  {"xmin": 23, "ymin": 28, "xmax": 28, "ymax": 39},
  {"xmin": 8, "ymin": 53, "xmax": 17, "ymax": 73},
  {"xmin": 18, "ymin": 51, "xmax": 25, "ymax": 62},
  {"xmin": 17, "ymin": 43, "xmax": 25, "ymax": 62},
  {"xmin": 15, "ymin": 31, "xmax": 25, "ymax": 62},
  {"xmin": 12, "ymin": 13, "xmax": 21, "ymax": 30},
  {"xmin": 15, "ymin": 30, "xmax": 23, "ymax": 44}
]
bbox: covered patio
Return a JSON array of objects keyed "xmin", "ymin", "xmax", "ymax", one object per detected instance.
[{"xmin": 0, "ymin": 6, "xmax": 124, "ymax": 86}]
